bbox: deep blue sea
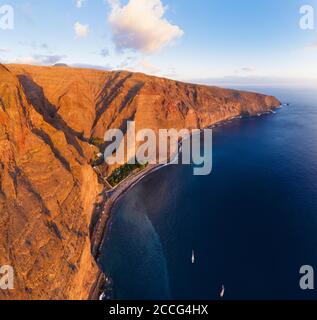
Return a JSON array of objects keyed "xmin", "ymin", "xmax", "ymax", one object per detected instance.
[{"xmin": 99, "ymin": 87, "xmax": 317, "ymax": 300}]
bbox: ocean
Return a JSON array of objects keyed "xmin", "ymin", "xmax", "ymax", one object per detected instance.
[{"xmin": 99, "ymin": 87, "xmax": 317, "ymax": 300}]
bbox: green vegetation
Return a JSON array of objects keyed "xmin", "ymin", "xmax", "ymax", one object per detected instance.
[
  {"xmin": 89, "ymin": 137, "xmax": 105, "ymax": 167},
  {"xmin": 107, "ymin": 162, "xmax": 148, "ymax": 187},
  {"xmin": 89, "ymin": 136, "xmax": 104, "ymax": 148}
]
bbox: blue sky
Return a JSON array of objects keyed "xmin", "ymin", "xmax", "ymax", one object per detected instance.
[{"xmin": 0, "ymin": 0, "xmax": 317, "ymax": 85}]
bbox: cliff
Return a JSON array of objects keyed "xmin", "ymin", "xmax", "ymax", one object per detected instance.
[{"xmin": 0, "ymin": 64, "xmax": 280, "ymax": 299}]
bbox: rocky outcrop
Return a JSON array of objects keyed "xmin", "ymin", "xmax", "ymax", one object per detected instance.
[{"xmin": 0, "ymin": 64, "xmax": 280, "ymax": 300}]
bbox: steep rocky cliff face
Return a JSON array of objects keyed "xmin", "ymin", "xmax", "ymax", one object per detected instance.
[{"xmin": 0, "ymin": 64, "xmax": 280, "ymax": 300}]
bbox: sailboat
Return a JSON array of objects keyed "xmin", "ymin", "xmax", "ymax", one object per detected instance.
[
  {"xmin": 99, "ymin": 292, "xmax": 106, "ymax": 300},
  {"xmin": 191, "ymin": 250, "xmax": 195, "ymax": 264},
  {"xmin": 220, "ymin": 285, "xmax": 225, "ymax": 298}
]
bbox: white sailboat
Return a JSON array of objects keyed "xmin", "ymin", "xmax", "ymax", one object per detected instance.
[
  {"xmin": 191, "ymin": 250, "xmax": 195, "ymax": 264},
  {"xmin": 220, "ymin": 285, "xmax": 225, "ymax": 298}
]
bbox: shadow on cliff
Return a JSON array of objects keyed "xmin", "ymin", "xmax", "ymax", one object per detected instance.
[
  {"xmin": 10, "ymin": 167, "xmax": 52, "ymax": 217},
  {"xmin": 92, "ymin": 72, "xmax": 144, "ymax": 133},
  {"xmin": 18, "ymin": 75, "xmax": 88, "ymax": 158},
  {"xmin": 31, "ymin": 128, "xmax": 72, "ymax": 173}
]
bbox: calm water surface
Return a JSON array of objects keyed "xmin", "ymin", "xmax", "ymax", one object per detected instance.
[{"xmin": 99, "ymin": 87, "xmax": 317, "ymax": 300}]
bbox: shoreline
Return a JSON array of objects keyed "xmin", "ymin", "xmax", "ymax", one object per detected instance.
[
  {"xmin": 91, "ymin": 163, "xmax": 164, "ymax": 258},
  {"xmin": 89, "ymin": 163, "xmax": 164, "ymax": 300},
  {"xmin": 88, "ymin": 107, "xmax": 281, "ymax": 300}
]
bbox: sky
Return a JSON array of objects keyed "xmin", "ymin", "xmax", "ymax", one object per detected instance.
[{"xmin": 0, "ymin": 0, "xmax": 317, "ymax": 86}]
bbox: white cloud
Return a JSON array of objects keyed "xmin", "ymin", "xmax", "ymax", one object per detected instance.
[
  {"xmin": 19, "ymin": 41, "xmax": 49, "ymax": 51},
  {"xmin": 11, "ymin": 57, "xmax": 38, "ymax": 65},
  {"xmin": 107, "ymin": 0, "xmax": 184, "ymax": 54},
  {"xmin": 234, "ymin": 67, "xmax": 256, "ymax": 75},
  {"xmin": 100, "ymin": 48, "xmax": 110, "ymax": 57},
  {"xmin": 32, "ymin": 54, "xmax": 67, "ymax": 65},
  {"xmin": 240, "ymin": 67, "xmax": 255, "ymax": 73},
  {"xmin": 11, "ymin": 54, "xmax": 66, "ymax": 65},
  {"xmin": 71, "ymin": 63, "xmax": 111, "ymax": 70},
  {"xmin": 116, "ymin": 56, "xmax": 136, "ymax": 69},
  {"xmin": 74, "ymin": 22, "xmax": 89, "ymax": 38},
  {"xmin": 0, "ymin": 48, "xmax": 11, "ymax": 53},
  {"xmin": 75, "ymin": 0, "xmax": 85, "ymax": 8},
  {"xmin": 140, "ymin": 58, "xmax": 161, "ymax": 74}
]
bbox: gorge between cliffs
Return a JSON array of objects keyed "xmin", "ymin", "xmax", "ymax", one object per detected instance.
[{"xmin": 0, "ymin": 64, "xmax": 280, "ymax": 300}]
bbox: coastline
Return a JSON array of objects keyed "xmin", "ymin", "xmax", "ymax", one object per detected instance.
[
  {"xmin": 91, "ymin": 163, "xmax": 164, "ymax": 258},
  {"xmin": 88, "ymin": 107, "xmax": 282, "ymax": 300},
  {"xmin": 89, "ymin": 163, "xmax": 164, "ymax": 299}
]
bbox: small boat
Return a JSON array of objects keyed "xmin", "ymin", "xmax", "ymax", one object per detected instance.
[
  {"xmin": 191, "ymin": 250, "xmax": 195, "ymax": 264},
  {"xmin": 220, "ymin": 285, "xmax": 225, "ymax": 298}
]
